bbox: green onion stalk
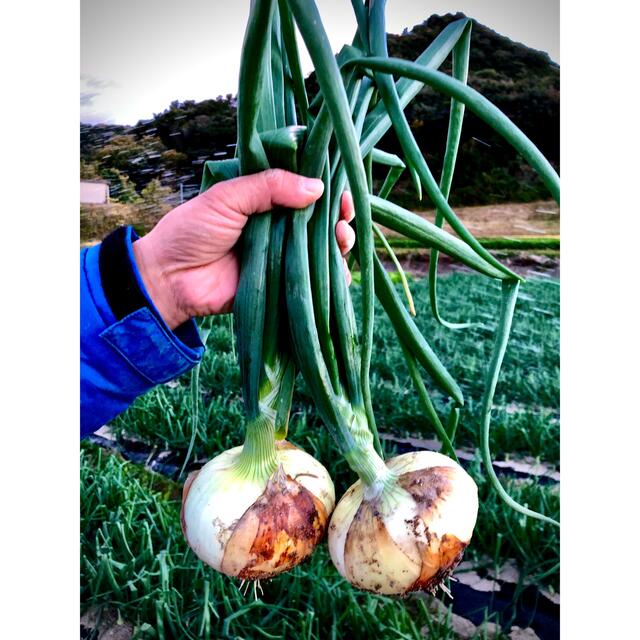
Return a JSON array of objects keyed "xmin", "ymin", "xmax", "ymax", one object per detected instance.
[
  {"xmin": 181, "ymin": 0, "xmax": 335, "ymax": 583},
  {"xmin": 182, "ymin": 0, "xmax": 560, "ymax": 593}
]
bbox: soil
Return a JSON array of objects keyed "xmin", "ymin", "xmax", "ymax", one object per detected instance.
[{"xmin": 400, "ymin": 200, "xmax": 560, "ymax": 239}]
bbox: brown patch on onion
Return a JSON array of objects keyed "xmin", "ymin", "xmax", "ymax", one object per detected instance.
[
  {"xmin": 411, "ymin": 533, "xmax": 467, "ymax": 594},
  {"xmin": 180, "ymin": 470, "xmax": 200, "ymax": 537},
  {"xmin": 334, "ymin": 465, "xmax": 474, "ymax": 595},
  {"xmin": 220, "ymin": 466, "xmax": 328, "ymax": 579},
  {"xmin": 397, "ymin": 466, "xmax": 457, "ymax": 514},
  {"xmin": 398, "ymin": 466, "xmax": 469, "ymax": 593}
]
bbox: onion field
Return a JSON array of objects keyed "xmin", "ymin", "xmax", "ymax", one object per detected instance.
[{"xmin": 81, "ymin": 272, "xmax": 559, "ymax": 639}]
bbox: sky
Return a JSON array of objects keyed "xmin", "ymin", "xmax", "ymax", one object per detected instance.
[{"xmin": 81, "ymin": 0, "xmax": 559, "ymax": 126}]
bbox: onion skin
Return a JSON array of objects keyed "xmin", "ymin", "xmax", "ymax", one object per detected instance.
[
  {"xmin": 328, "ymin": 451, "xmax": 478, "ymax": 595},
  {"xmin": 181, "ymin": 441, "xmax": 335, "ymax": 580}
]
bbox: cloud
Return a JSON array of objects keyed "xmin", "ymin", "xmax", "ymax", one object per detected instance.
[
  {"xmin": 82, "ymin": 74, "xmax": 117, "ymax": 90},
  {"xmin": 81, "ymin": 91, "xmax": 99, "ymax": 106},
  {"xmin": 81, "ymin": 109, "xmax": 116, "ymax": 125},
  {"xmin": 80, "ymin": 74, "xmax": 120, "ymax": 123}
]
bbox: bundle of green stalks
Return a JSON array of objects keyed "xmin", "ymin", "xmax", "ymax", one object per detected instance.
[{"xmin": 180, "ymin": 0, "xmax": 560, "ymax": 596}]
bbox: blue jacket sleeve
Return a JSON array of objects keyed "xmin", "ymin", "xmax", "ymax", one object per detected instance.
[{"xmin": 80, "ymin": 227, "xmax": 204, "ymax": 437}]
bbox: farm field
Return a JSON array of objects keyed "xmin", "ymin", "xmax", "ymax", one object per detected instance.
[{"xmin": 81, "ymin": 272, "xmax": 560, "ymax": 640}]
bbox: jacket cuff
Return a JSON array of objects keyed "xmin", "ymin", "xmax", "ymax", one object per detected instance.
[{"xmin": 97, "ymin": 226, "xmax": 204, "ymax": 384}]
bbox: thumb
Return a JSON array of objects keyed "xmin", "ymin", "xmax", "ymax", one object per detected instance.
[{"xmin": 208, "ymin": 169, "xmax": 324, "ymax": 216}]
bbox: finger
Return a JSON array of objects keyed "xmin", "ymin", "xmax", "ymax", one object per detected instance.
[
  {"xmin": 343, "ymin": 258, "xmax": 352, "ymax": 286},
  {"xmin": 209, "ymin": 169, "xmax": 324, "ymax": 216},
  {"xmin": 340, "ymin": 191, "xmax": 355, "ymax": 222},
  {"xmin": 335, "ymin": 219, "xmax": 355, "ymax": 257}
]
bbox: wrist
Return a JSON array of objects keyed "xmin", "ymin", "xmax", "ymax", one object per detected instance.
[{"xmin": 132, "ymin": 234, "xmax": 189, "ymax": 330}]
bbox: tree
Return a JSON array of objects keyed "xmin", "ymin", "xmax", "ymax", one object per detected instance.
[
  {"xmin": 80, "ymin": 159, "xmax": 100, "ymax": 180},
  {"xmin": 93, "ymin": 134, "xmax": 169, "ymax": 191},
  {"xmin": 99, "ymin": 167, "xmax": 140, "ymax": 204},
  {"xmin": 140, "ymin": 178, "xmax": 173, "ymax": 208}
]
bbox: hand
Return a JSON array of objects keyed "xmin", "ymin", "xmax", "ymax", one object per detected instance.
[{"xmin": 133, "ymin": 169, "xmax": 356, "ymax": 329}]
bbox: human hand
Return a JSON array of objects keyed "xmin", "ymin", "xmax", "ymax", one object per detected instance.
[{"xmin": 132, "ymin": 169, "xmax": 356, "ymax": 329}]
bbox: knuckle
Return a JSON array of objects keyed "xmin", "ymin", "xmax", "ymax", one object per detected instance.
[
  {"xmin": 263, "ymin": 168, "xmax": 285, "ymax": 192},
  {"xmin": 205, "ymin": 180, "xmax": 226, "ymax": 204}
]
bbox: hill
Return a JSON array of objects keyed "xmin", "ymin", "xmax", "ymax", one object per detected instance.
[{"xmin": 383, "ymin": 13, "xmax": 559, "ymax": 205}]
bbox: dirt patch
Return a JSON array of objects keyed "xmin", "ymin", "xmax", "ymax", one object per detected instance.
[
  {"xmin": 407, "ymin": 200, "xmax": 560, "ymax": 239},
  {"xmin": 80, "ymin": 606, "xmax": 133, "ymax": 640}
]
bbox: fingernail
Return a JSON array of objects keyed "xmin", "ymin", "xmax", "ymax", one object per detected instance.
[{"xmin": 302, "ymin": 178, "xmax": 324, "ymax": 197}]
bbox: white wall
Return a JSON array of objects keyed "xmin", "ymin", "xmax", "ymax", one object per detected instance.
[{"xmin": 80, "ymin": 181, "xmax": 109, "ymax": 204}]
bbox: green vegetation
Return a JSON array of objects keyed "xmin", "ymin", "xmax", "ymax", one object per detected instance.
[{"xmin": 82, "ymin": 273, "xmax": 559, "ymax": 636}]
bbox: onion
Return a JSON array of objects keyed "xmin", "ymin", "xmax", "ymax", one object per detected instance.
[
  {"xmin": 181, "ymin": 440, "xmax": 335, "ymax": 580},
  {"xmin": 328, "ymin": 450, "xmax": 478, "ymax": 595}
]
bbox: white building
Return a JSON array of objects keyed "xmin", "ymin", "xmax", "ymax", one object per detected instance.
[{"xmin": 80, "ymin": 180, "xmax": 110, "ymax": 204}]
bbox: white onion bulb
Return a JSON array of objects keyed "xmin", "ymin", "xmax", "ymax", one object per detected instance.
[
  {"xmin": 181, "ymin": 440, "xmax": 334, "ymax": 580},
  {"xmin": 328, "ymin": 451, "xmax": 478, "ymax": 595}
]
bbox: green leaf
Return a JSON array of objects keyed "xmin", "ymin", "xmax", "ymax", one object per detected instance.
[
  {"xmin": 359, "ymin": 18, "xmax": 472, "ymax": 155},
  {"xmin": 287, "ymin": 0, "xmax": 378, "ymax": 438},
  {"xmin": 479, "ymin": 280, "xmax": 559, "ymax": 527},
  {"xmin": 370, "ymin": 250, "xmax": 464, "ymax": 406},
  {"xmin": 235, "ymin": 0, "xmax": 276, "ymax": 417},
  {"xmin": 199, "ymin": 159, "xmax": 240, "ymax": 192},
  {"xmin": 369, "ymin": 195, "xmax": 506, "ymax": 280},
  {"xmin": 353, "ymin": 56, "xmax": 560, "ymax": 203},
  {"xmin": 371, "ymin": 148, "xmax": 405, "ymax": 169},
  {"xmin": 429, "ymin": 21, "xmax": 474, "ymax": 329}
]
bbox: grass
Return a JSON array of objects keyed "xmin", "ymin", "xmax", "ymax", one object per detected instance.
[
  {"xmin": 84, "ymin": 272, "xmax": 560, "ymax": 636},
  {"xmin": 358, "ymin": 273, "xmax": 560, "ymax": 461}
]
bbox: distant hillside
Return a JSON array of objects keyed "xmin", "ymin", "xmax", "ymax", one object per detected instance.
[
  {"xmin": 384, "ymin": 13, "xmax": 559, "ymax": 206},
  {"xmin": 80, "ymin": 13, "xmax": 558, "ymax": 207}
]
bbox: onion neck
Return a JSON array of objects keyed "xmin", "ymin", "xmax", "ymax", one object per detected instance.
[
  {"xmin": 342, "ymin": 408, "xmax": 396, "ymax": 491},
  {"xmin": 234, "ymin": 353, "xmax": 287, "ymax": 483},
  {"xmin": 345, "ymin": 443, "xmax": 395, "ymax": 491},
  {"xmin": 235, "ymin": 413, "xmax": 279, "ymax": 483}
]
